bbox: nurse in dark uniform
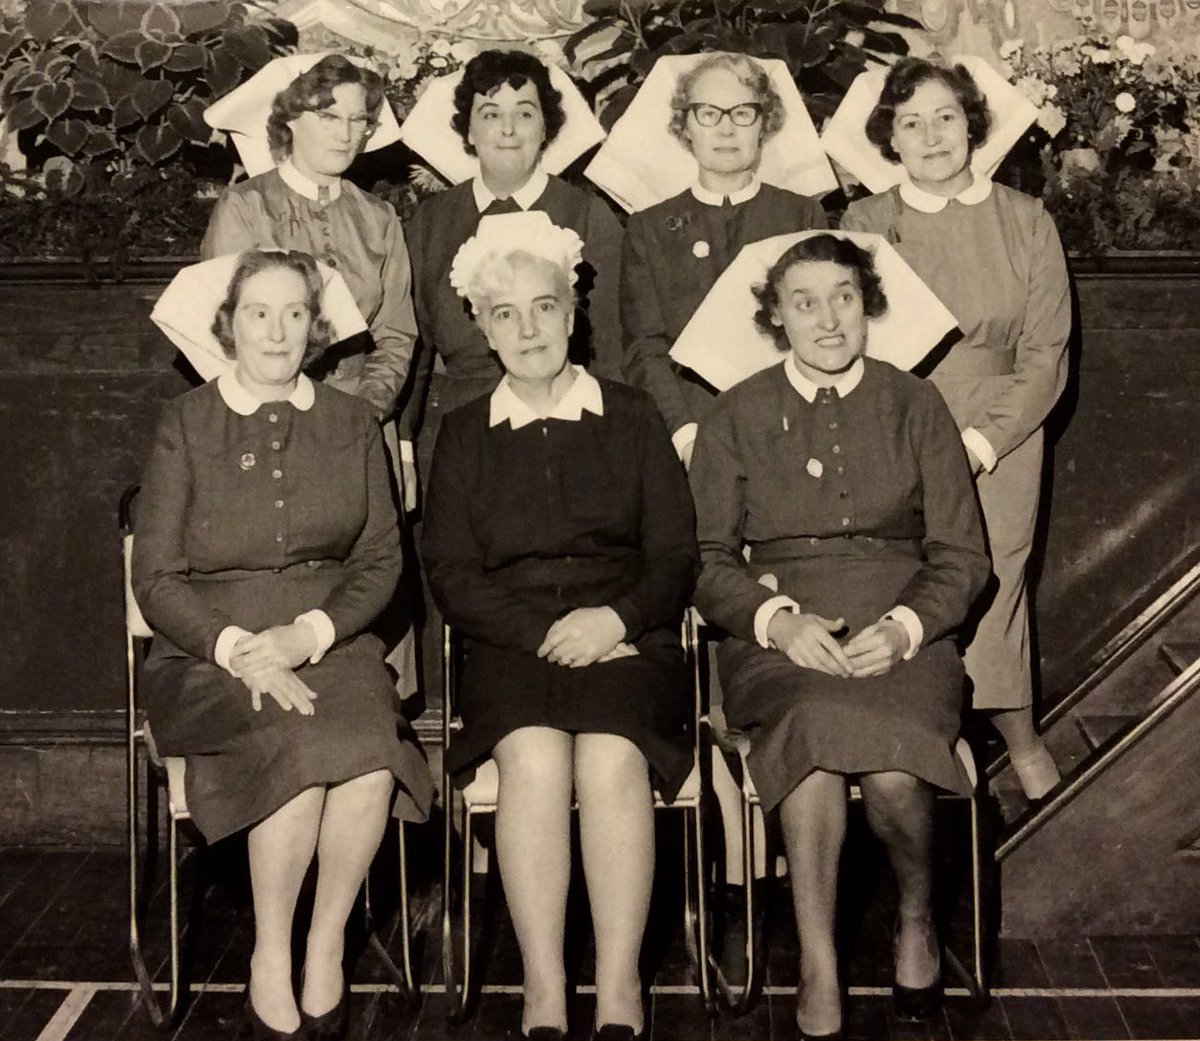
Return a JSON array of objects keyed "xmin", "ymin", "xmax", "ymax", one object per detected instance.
[
  {"xmin": 839, "ymin": 58, "xmax": 1071, "ymax": 800},
  {"xmin": 689, "ymin": 234, "xmax": 989, "ymax": 1036},
  {"xmin": 422, "ymin": 214, "xmax": 697, "ymax": 1041},
  {"xmin": 400, "ymin": 49, "xmax": 623, "ymax": 503},
  {"xmin": 621, "ymin": 53, "xmax": 828, "ymax": 467},
  {"xmin": 134, "ymin": 250, "xmax": 433, "ymax": 1039}
]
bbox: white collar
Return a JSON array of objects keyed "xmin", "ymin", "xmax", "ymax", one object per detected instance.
[
  {"xmin": 898, "ymin": 173, "xmax": 993, "ymax": 213},
  {"xmin": 279, "ymin": 160, "xmax": 343, "ymax": 204},
  {"xmin": 691, "ymin": 176, "xmax": 762, "ymax": 207},
  {"xmin": 488, "ymin": 365, "xmax": 603, "ymax": 429},
  {"xmin": 218, "ymin": 372, "xmax": 315, "ymax": 415},
  {"xmin": 472, "ymin": 167, "xmax": 550, "ymax": 213},
  {"xmin": 783, "ymin": 355, "xmax": 864, "ymax": 403}
]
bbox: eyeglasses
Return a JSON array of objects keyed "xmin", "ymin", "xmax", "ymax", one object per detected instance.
[
  {"xmin": 315, "ymin": 111, "xmax": 376, "ymax": 136},
  {"xmin": 686, "ymin": 102, "xmax": 763, "ymax": 128}
]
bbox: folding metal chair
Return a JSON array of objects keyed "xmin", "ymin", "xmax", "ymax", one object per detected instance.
[
  {"xmin": 440, "ymin": 610, "xmax": 716, "ymax": 1020},
  {"xmin": 699, "ymin": 625, "xmax": 988, "ymax": 1014},
  {"xmin": 122, "ymin": 484, "xmax": 418, "ymax": 1027}
]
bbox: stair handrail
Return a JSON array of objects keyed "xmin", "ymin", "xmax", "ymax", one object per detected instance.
[{"xmin": 996, "ymin": 653, "xmax": 1200, "ymax": 860}]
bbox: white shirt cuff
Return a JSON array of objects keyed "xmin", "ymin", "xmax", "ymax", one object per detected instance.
[
  {"xmin": 961, "ymin": 427, "xmax": 997, "ymax": 473},
  {"xmin": 754, "ymin": 595, "xmax": 800, "ymax": 648},
  {"xmin": 399, "ymin": 439, "xmax": 414, "ymax": 464},
  {"xmin": 882, "ymin": 606, "xmax": 924, "ymax": 660},
  {"xmin": 294, "ymin": 610, "xmax": 336, "ymax": 664},
  {"xmin": 213, "ymin": 625, "xmax": 253, "ymax": 673},
  {"xmin": 671, "ymin": 423, "xmax": 698, "ymax": 459}
]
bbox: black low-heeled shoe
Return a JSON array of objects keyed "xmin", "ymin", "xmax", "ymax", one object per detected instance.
[
  {"xmin": 299, "ymin": 991, "xmax": 349, "ymax": 1041},
  {"xmin": 892, "ymin": 978, "xmax": 943, "ymax": 1022},
  {"xmin": 592, "ymin": 1023, "xmax": 647, "ymax": 1041},
  {"xmin": 522, "ymin": 1027, "xmax": 566, "ymax": 1041},
  {"xmin": 797, "ymin": 1029, "xmax": 843, "ymax": 1041},
  {"xmin": 240, "ymin": 998, "xmax": 303, "ymax": 1040}
]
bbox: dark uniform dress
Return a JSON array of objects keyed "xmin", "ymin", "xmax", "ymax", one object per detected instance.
[
  {"xmin": 689, "ymin": 358, "xmax": 990, "ymax": 812},
  {"xmin": 841, "ymin": 181, "xmax": 1070, "ymax": 710},
  {"xmin": 421, "ymin": 373, "xmax": 698, "ymax": 799},
  {"xmin": 132, "ymin": 377, "xmax": 434, "ymax": 843},
  {"xmin": 621, "ymin": 182, "xmax": 827, "ymax": 445},
  {"xmin": 400, "ymin": 174, "xmax": 624, "ymax": 475}
]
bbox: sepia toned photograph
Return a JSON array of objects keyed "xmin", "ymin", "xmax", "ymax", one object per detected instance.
[{"xmin": 1, "ymin": 1, "xmax": 1197, "ymax": 1039}]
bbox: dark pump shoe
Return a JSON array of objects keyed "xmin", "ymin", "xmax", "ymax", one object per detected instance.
[
  {"xmin": 240, "ymin": 998, "xmax": 302, "ymax": 1040},
  {"xmin": 892, "ymin": 978, "xmax": 944, "ymax": 1022},
  {"xmin": 592, "ymin": 1025, "xmax": 646, "ymax": 1041},
  {"xmin": 300, "ymin": 991, "xmax": 349, "ymax": 1040},
  {"xmin": 522, "ymin": 1028, "xmax": 566, "ymax": 1041}
]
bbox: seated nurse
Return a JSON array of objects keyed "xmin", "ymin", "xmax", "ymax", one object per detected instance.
[
  {"xmin": 135, "ymin": 249, "xmax": 433, "ymax": 1039},
  {"xmin": 689, "ymin": 234, "xmax": 989, "ymax": 1037},
  {"xmin": 586, "ymin": 51, "xmax": 834, "ymax": 467},
  {"xmin": 421, "ymin": 212, "xmax": 698, "ymax": 1041}
]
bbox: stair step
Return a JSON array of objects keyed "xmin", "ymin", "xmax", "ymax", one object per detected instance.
[
  {"xmin": 1075, "ymin": 713, "xmax": 1138, "ymax": 751},
  {"xmin": 1159, "ymin": 640, "xmax": 1200, "ymax": 676}
]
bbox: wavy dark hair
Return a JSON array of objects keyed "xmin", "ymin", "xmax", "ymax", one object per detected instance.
[
  {"xmin": 753, "ymin": 234, "xmax": 887, "ymax": 350},
  {"xmin": 864, "ymin": 57, "xmax": 991, "ymax": 164},
  {"xmin": 668, "ymin": 52, "xmax": 786, "ymax": 150},
  {"xmin": 266, "ymin": 55, "xmax": 385, "ymax": 163},
  {"xmin": 212, "ymin": 250, "xmax": 335, "ymax": 368},
  {"xmin": 452, "ymin": 49, "xmax": 566, "ymax": 155}
]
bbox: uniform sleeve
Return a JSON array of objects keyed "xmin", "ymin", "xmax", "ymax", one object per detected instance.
[
  {"xmin": 892, "ymin": 384, "xmax": 991, "ymax": 643},
  {"xmin": 317, "ymin": 418, "xmax": 404, "ymax": 637},
  {"xmin": 804, "ymin": 196, "xmax": 830, "ymax": 230},
  {"xmin": 621, "ymin": 215, "xmax": 695, "ymax": 435},
  {"xmin": 200, "ymin": 188, "xmax": 268, "ymax": 259},
  {"xmin": 836, "ymin": 199, "xmax": 873, "ymax": 235},
  {"xmin": 688, "ymin": 404, "xmax": 778, "ymax": 642},
  {"xmin": 357, "ymin": 204, "xmax": 418, "ymax": 420},
  {"xmin": 396, "ymin": 206, "xmax": 434, "ymax": 442},
  {"xmin": 131, "ymin": 402, "xmax": 234, "ymax": 661},
  {"xmin": 421, "ymin": 413, "xmax": 560, "ymax": 652},
  {"xmin": 972, "ymin": 205, "xmax": 1071, "ymax": 461},
  {"xmin": 582, "ymin": 197, "xmax": 625, "ymax": 382},
  {"xmin": 607, "ymin": 399, "xmax": 699, "ymax": 639}
]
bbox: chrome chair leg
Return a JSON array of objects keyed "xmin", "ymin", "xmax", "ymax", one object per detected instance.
[
  {"xmin": 167, "ymin": 810, "xmax": 182, "ymax": 1024},
  {"xmin": 442, "ymin": 792, "xmax": 472, "ymax": 1021},
  {"xmin": 688, "ymin": 803, "xmax": 716, "ymax": 1013},
  {"xmin": 363, "ymin": 823, "xmax": 417, "ymax": 1002}
]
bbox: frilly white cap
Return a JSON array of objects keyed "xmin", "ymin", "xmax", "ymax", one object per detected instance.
[
  {"xmin": 203, "ymin": 52, "xmax": 403, "ymax": 178},
  {"xmin": 669, "ymin": 230, "xmax": 958, "ymax": 392},
  {"xmin": 820, "ymin": 56, "xmax": 1038, "ymax": 194},
  {"xmin": 448, "ymin": 211, "xmax": 585, "ymax": 308},
  {"xmin": 399, "ymin": 59, "xmax": 606, "ymax": 184},
  {"xmin": 151, "ymin": 251, "xmax": 369, "ymax": 382},
  {"xmin": 584, "ymin": 52, "xmax": 838, "ymax": 214}
]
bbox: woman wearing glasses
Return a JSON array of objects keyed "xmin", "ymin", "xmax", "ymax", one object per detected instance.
[
  {"xmin": 621, "ymin": 53, "xmax": 827, "ymax": 467},
  {"xmin": 202, "ymin": 55, "xmax": 417, "ymax": 424}
]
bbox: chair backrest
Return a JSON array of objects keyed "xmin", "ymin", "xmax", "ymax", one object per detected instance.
[{"xmin": 119, "ymin": 484, "xmax": 152, "ymax": 640}]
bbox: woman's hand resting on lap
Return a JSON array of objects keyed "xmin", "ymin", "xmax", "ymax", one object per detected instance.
[
  {"xmin": 767, "ymin": 611, "xmax": 854, "ymax": 677},
  {"xmin": 537, "ymin": 607, "xmax": 626, "ymax": 668},
  {"xmin": 230, "ymin": 627, "xmax": 320, "ymax": 715},
  {"xmin": 843, "ymin": 620, "xmax": 910, "ymax": 678}
]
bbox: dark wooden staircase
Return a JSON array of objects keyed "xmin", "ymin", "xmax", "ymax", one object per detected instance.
[{"xmin": 988, "ymin": 561, "xmax": 1200, "ymax": 935}]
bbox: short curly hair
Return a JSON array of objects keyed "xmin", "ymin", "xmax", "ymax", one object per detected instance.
[
  {"xmin": 864, "ymin": 57, "xmax": 991, "ymax": 163},
  {"xmin": 266, "ymin": 55, "xmax": 385, "ymax": 163},
  {"xmin": 452, "ymin": 49, "xmax": 566, "ymax": 155},
  {"xmin": 668, "ymin": 53, "xmax": 786, "ymax": 150},
  {"xmin": 212, "ymin": 250, "xmax": 334, "ymax": 369},
  {"xmin": 753, "ymin": 234, "xmax": 887, "ymax": 351}
]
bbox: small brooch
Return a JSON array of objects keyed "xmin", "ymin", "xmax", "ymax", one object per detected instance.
[
  {"xmin": 240, "ymin": 452, "xmax": 256, "ymax": 471},
  {"xmin": 692, "ymin": 240, "xmax": 711, "ymax": 259},
  {"xmin": 806, "ymin": 457, "xmax": 823, "ymax": 479},
  {"xmin": 665, "ymin": 214, "xmax": 690, "ymax": 232}
]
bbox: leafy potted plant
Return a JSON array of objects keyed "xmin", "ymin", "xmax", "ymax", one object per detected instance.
[
  {"xmin": 0, "ymin": 0, "xmax": 297, "ymax": 275},
  {"xmin": 562, "ymin": 0, "xmax": 921, "ymax": 129}
]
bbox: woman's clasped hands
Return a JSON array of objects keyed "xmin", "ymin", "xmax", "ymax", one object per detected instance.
[
  {"xmin": 229, "ymin": 622, "xmax": 320, "ymax": 715},
  {"xmin": 766, "ymin": 609, "xmax": 910, "ymax": 679},
  {"xmin": 537, "ymin": 606, "xmax": 632, "ymax": 668}
]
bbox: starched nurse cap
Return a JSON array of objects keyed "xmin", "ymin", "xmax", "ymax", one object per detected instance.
[
  {"xmin": 584, "ymin": 52, "xmax": 838, "ymax": 214},
  {"xmin": 669, "ymin": 230, "xmax": 958, "ymax": 392},
  {"xmin": 151, "ymin": 252, "xmax": 369, "ymax": 382},
  {"xmin": 399, "ymin": 57, "xmax": 606, "ymax": 184},
  {"xmin": 204, "ymin": 52, "xmax": 403, "ymax": 178},
  {"xmin": 820, "ymin": 56, "xmax": 1038, "ymax": 194}
]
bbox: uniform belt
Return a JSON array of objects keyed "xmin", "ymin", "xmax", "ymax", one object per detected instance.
[{"xmin": 748, "ymin": 536, "xmax": 923, "ymax": 563}]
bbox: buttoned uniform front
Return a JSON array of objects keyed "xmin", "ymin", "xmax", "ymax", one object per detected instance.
[
  {"xmin": 689, "ymin": 357, "xmax": 990, "ymax": 812},
  {"xmin": 420, "ymin": 371, "xmax": 699, "ymax": 799},
  {"xmin": 131, "ymin": 374, "xmax": 434, "ymax": 843},
  {"xmin": 399, "ymin": 170, "xmax": 624, "ymax": 476},
  {"xmin": 840, "ymin": 178, "xmax": 1071, "ymax": 710},
  {"xmin": 200, "ymin": 161, "xmax": 419, "ymax": 421},
  {"xmin": 621, "ymin": 179, "xmax": 827, "ymax": 456}
]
